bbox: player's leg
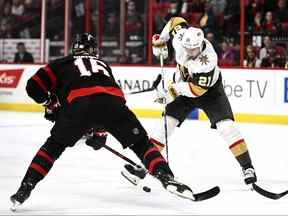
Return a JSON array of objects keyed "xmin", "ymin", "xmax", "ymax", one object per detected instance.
[
  {"xmin": 10, "ymin": 102, "xmax": 90, "ymax": 208},
  {"xmin": 150, "ymin": 96, "xmax": 195, "ymax": 151},
  {"xmin": 199, "ymin": 80, "xmax": 257, "ymax": 184}
]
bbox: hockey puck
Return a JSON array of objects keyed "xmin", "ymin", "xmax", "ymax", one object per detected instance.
[{"xmin": 143, "ymin": 186, "xmax": 151, "ymax": 192}]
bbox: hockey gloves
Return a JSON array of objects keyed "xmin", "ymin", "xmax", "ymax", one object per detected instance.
[
  {"xmin": 154, "ymin": 81, "xmax": 179, "ymax": 104},
  {"xmin": 152, "ymin": 34, "xmax": 169, "ymax": 60},
  {"xmin": 43, "ymin": 93, "xmax": 61, "ymax": 122},
  {"xmin": 85, "ymin": 128, "xmax": 108, "ymax": 150}
]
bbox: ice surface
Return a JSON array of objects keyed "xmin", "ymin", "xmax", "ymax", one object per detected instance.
[{"xmin": 0, "ymin": 111, "xmax": 287, "ymax": 215}]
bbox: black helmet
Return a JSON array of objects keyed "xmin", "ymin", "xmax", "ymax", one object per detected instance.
[{"xmin": 72, "ymin": 33, "xmax": 98, "ymax": 56}]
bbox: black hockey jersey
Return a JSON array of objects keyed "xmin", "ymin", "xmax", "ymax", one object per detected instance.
[{"xmin": 26, "ymin": 55, "xmax": 125, "ymax": 106}]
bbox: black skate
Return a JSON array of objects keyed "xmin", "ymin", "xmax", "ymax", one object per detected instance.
[
  {"xmin": 10, "ymin": 179, "xmax": 35, "ymax": 211},
  {"xmin": 154, "ymin": 171, "xmax": 196, "ymax": 200},
  {"xmin": 121, "ymin": 164, "xmax": 147, "ymax": 186},
  {"xmin": 124, "ymin": 164, "xmax": 147, "ymax": 179},
  {"xmin": 242, "ymin": 167, "xmax": 257, "ymax": 185}
]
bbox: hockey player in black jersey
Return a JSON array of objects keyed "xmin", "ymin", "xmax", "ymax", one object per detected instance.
[{"xmin": 10, "ymin": 33, "xmax": 196, "ymax": 210}]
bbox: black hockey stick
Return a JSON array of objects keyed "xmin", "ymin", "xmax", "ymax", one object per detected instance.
[
  {"xmin": 252, "ymin": 183, "xmax": 288, "ymax": 200},
  {"xmin": 126, "ymin": 74, "xmax": 162, "ymax": 95},
  {"xmin": 103, "ymin": 144, "xmax": 137, "ymax": 166}
]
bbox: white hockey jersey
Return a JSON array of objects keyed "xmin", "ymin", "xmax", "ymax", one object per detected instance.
[{"xmin": 159, "ymin": 17, "xmax": 221, "ymax": 98}]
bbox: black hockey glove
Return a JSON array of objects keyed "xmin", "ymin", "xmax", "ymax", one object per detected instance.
[
  {"xmin": 43, "ymin": 93, "xmax": 61, "ymax": 122},
  {"xmin": 85, "ymin": 128, "xmax": 108, "ymax": 150}
]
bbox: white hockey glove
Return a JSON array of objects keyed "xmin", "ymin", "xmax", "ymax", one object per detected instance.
[
  {"xmin": 154, "ymin": 81, "xmax": 179, "ymax": 104},
  {"xmin": 152, "ymin": 34, "xmax": 169, "ymax": 59}
]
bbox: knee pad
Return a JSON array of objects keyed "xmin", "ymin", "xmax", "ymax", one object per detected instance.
[
  {"xmin": 216, "ymin": 119, "xmax": 243, "ymax": 146},
  {"xmin": 41, "ymin": 137, "xmax": 67, "ymax": 160}
]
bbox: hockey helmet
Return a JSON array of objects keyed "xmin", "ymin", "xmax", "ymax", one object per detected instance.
[
  {"xmin": 72, "ymin": 33, "xmax": 98, "ymax": 56},
  {"xmin": 181, "ymin": 27, "xmax": 204, "ymax": 57}
]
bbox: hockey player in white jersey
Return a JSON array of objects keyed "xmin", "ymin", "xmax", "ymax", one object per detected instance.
[{"xmin": 149, "ymin": 17, "xmax": 257, "ymax": 185}]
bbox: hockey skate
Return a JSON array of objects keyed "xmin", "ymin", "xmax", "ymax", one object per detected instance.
[
  {"xmin": 154, "ymin": 170, "xmax": 195, "ymax": 201},
  {"xmin": 10, "ymin": 179, "xmax": 35, "ymax": 211},
  {"xmin": 121, "ymin": 164, "xmax": 147, "ymax": 186},
  {"xmin": 242, "ymin": 167, "xmax": 257, "ymax": 185}
]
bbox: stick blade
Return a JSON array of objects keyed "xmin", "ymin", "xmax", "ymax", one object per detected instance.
[
  {"xmin": 252, "ymin": 183, "xmax": 288, "ymax": 200},
  {"xmin": 193, "ymin": 186, "xmax": 220, "ymax": 201}
]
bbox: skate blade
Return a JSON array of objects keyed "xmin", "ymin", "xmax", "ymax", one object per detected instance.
[
  {"xmin": 121, "ymin": 170, "xmax": 140, "ymax": 186},
  {"xmin": 10, "ymin": 200, "xmax": 21, "ymax": 212},
  {"xmin": 166, "ymin": 185, "xmax": 195, "ymax": 201}
]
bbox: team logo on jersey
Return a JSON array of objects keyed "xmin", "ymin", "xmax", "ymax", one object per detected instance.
[
  {"xmin": 0, "ymin": 69, "xmax": 23, "ymax": 88},
  {"xmin": 199, "ymin": 55, "xmax": 209, "ymax": 65}
]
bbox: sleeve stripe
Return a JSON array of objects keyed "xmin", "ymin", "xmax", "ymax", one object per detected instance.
[
  {"xmin": 32, "ymin": 74, "xmax": 48, "ymax": 93},
  {"xmin": 43, "ymin": 65, "xmax": 57, "ymax": 89},
  {"xmin": 188, "ymin": 83, "xmax": 200, "ymax": 97}
]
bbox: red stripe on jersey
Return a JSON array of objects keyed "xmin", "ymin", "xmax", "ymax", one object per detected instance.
[
  {"xmin": 67, "ymin": 86, "xmax": 125, "ymax": 103},
  {"xmin": 188, "ymin": 83, "xmax": 200, "ymax": 97},
  {"xmin": 30, "ymin": 163, "xmax": 47, "ymax": 176},
  {"xmin": 143, "ymin": 147, "xmax": 158, "ymax": 159},
  {"xmin": 32, "ymin": 74, "xmax": 48, "ymax": 93},
  {"xmin": 37, "ymin": 150, "xmax": 54, "ymax": 164},
  {"xmin": 149, "ymin": 138, "xmax": 165, "ymax": 148},
  {"xmin": 148, "ymin": 157, "xmax": 166, "ymax": 173},
  {"xmin": 43, "ymin": 65, "xmax": 57, "ymax": 89},
  {"xmin": 229, "ymin": 139, "xmax": 245, "ymax": 149}
]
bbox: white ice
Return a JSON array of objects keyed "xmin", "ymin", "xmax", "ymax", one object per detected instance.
[{"xmin": 0, "ymin": 111, "xmax": 288, "ymax": 215}]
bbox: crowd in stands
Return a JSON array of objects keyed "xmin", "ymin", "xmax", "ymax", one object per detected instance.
[{"xmin": 0, "ymin": 0, "xmax": 287, "ymax": 68}]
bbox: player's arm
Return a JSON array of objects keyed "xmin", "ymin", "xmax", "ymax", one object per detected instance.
[
  {"xmin": 26, "ymin": 63, "xmax": 58, "ymax": 104},
  {"xmin": 159, "ymin": 17, "xmax": 189, "ymax": 42},
  {"xmin": 152, "ymin": 17, "xmax": 188, "ymax": 59}
]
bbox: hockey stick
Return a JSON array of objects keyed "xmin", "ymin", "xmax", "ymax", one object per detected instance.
[
  {"xmin": 252, "ymin": 183, "xmax": 288, "ymax": 200},
  {"xmin": 159, "ymin": 53, "xmax": 169, "ymax": 163},
  {"xmin": 126, "ymin": 74, "xmax": 162, "ymax": 95},
  {"xmin": 103, "ymin": 144, "xmax": 137, "ymax": 166}
]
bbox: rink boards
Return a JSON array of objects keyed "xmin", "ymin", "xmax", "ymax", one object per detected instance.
[{"xmin": 0, "ymin": 64, "xmax": 288, "ymax": 124}]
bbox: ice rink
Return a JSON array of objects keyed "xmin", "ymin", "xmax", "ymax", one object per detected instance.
[{"xmin": 0, "ymin": 111, "xmax": 288, "ymax": 215}]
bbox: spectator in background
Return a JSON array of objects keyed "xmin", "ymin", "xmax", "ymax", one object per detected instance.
[
  {"xmin": 274, "ymin": 0, "xmax": 288, "ymax": 23},
  {"xmin": 103, "ymin": 13, "xmax": 119, "ymax": 39},
  {"xmin": 14, "ymin": 42, "xmax": 34, "ymax": 63},
  {"xmin": 0, "ymin": 2, "xmax": 18, "ymax": 38},
  {"xmin": 261, "ymin": 44, "xmax": 286, "ymax": 68},
  {"xmin": 227, "ymin": 37, "xmax": 240, "ymax": 65},
  {"xmin": 245, "ymin": 0, "xmax": 265, "ymax": 24},
  {"xmin": 262, "ymin": 11, "xmax": 279, "ymax": 33},
  {"xmin": 11, "ymin": 0, "xmax": 24, "ymax": 16},
  {"xmin": 243, "ymin": 45, "xmax": 261, "ymax": 68},
  {"xmin": 249, "ymin": 11, "xmax": 263, "ymax": 33},
  {"xmin": 218, "ymin": 40, "xmax": 236, "ymax": 66},
  {"xmin": 125, "ymin": 0, "xmax": 144, "ymax": 39},
  {"xmin": 259, "ymin": 35, "xmax": 272, "ymax": 61},
  {"xmin": 164, "ymin": 0, "xmax": 183, "ymax": 21}
]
